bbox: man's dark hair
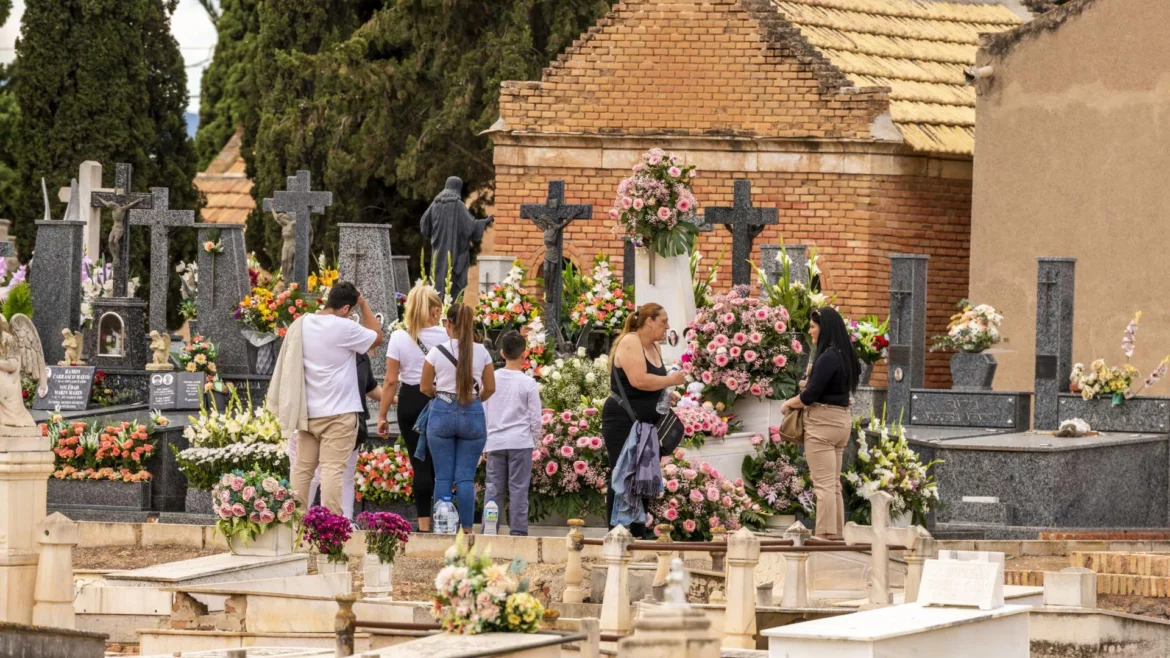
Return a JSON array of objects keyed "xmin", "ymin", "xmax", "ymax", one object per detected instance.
[
  {"xmin": 325, "ymin": 281, "xmax": 360, "ymax": 310},
  {"xmin": 500, "ymin": 330, "xmax": 527, "ymax": 361}
]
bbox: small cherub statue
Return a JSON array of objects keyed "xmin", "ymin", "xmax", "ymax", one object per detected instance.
[
  {"xmin": 59, "ymin": 329, "xmax": 84, "ymax": 366},
  {"xmin": 146, "ymin": 330, "xmax": 174, "ymax": 371},
  {"xmin": 663, "ymin": 557, "xmax": 690, "ymax": 608}
]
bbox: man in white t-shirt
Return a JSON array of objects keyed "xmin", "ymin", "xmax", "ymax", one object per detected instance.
[{"xmin": 292, "ymin": 281, "xmax": 383, "ymax": 514}]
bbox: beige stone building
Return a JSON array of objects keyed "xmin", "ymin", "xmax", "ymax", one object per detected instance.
[{"xmin": 969, "ymin": 0, "xmax": 1170, "ymax": 392}]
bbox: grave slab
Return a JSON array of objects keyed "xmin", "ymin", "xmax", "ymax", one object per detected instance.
[
  {"xmin": 763, "ymin": 603, "xmax": 1030, "ymax": 658},
  {"xmin": 367, "ymin": 632, "xmax": 574, "ymax": 658},
  {"xmin": 909, "ymin": 389, "xmax": 1031, "ymax": 430},
  {"xmin": 1058, "ymin": 394, "xmax": 1170, "ymax": 434},
  {"xmin": 105, "ymin": 553, "xmax": 308, "ymax": 589}
]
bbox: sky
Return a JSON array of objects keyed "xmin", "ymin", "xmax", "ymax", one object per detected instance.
[{"xmin": 0, "ymin": 0, "xmax": 218, "ymax": 115}]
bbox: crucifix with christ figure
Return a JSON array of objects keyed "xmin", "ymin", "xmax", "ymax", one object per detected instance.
[
  {"xmin": 129, "ymin": 188, "xmax": 194, "ymax": 331},
  {"xmin": 520, "ymin": 181, "xmax": 592, "ymax": 350},
  {"xmin": 704, "ymin": 180, "xmax": 778, "ymax": 286},
  {"xmin": 92, "ymin": 163, "xmax": 153, "ymax": 297},
  {"xmin": 262, "ymin": 171, "xmax": 333, "ymax": 291}
]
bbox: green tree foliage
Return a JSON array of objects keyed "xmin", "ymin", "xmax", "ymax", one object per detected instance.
[
  {"xmin": 0, "ymin": 0, "xmax": 17, "ymax": 223},
  {"xmin": 245, "ymin": 0, "xmax": 613, "ymax": 280},
  {"xmin": 11, "ymin": 0, "xmax": 202, "ymax": 329},
  {"xmin": 194, "ymin": 0, "xmax": 260, "ymax": 169}
]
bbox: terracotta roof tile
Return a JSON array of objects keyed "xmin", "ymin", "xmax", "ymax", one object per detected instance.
[{"xmin": 195, "ymin": 128, "xmax": 255, "ymax": 224}]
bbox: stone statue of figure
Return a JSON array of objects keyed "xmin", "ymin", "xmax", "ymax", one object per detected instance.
[
  {"xmin": 270, "ymin": 209, "xmax": 297, "ymax": 284},
  {"xmin": 0, "ymin": 314, "xmax": 47, "ymax": 427},
  {"xmin": 147, "ymin": 331, "xmax": 173, "ymax": 371},
  {"xmin": 59, "ymin": 329, "xmax": 84, "ymax": 366},
  {"xmin": 96, "ymin": 194, "xmax": 146, "ymax": 270},
  {"xmin": 663, "ymin": 557, "xmax": 690, "ymax": 608},
  {"xmin": 419, "ymin": 177, "xmax": 494, "ymax": 301}
]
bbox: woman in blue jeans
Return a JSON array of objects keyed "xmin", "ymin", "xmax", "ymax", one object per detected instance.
[{"xmin": 421, "ymin": 303, "xmax": 496, "ymax": 532}]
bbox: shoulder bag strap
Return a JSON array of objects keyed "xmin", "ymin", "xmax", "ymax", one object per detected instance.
[
  {"xmin": 611, "ymin": 364, "xmax": 639, "ymax": 424},
  {"xmin": 434, "ymin": 343, "xmax": 480, "ymax": 395},
  {"xmin": 415, "ymin": 336, "xmax": 430, "ymax": 356}
]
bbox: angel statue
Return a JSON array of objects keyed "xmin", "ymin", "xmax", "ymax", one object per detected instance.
[
  {"xmin": 0, "ymin": 314, "xmax": 47, "ymax": 427},
  {"xmin": 59, "ymin": 329, "xmax": 84, "ymax": 366},
  {"xmin": 147, "ymin": 331, "xmax": 173, "ymax": 371}
]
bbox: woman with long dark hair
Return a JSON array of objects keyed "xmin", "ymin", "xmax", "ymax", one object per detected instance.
[
  {"xmin": 780, "ymin": 307, "xmax": 858, "ymax": 539},
  {"xmin": 378, "ymin": 285, "xmax": 446, "ymax": 531},
  {"xmin": 601, "ymin": 302, "xmax": 686, "ymax": 537},
  {"xmin": 421, "ymin": 303, "xmax": 496, "ymax": 532}
]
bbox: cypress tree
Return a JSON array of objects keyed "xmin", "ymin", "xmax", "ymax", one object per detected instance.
[
  {"xmin": 0, "ymin": 0, "xmax": 17, "ymax": 223},
  {"xmin": 194, "ymin": 0, "xmax": 261, "ymax": 169},
  {"xmin": 11, "ymin": 0, "xmax": 202, "ymax": 329}
]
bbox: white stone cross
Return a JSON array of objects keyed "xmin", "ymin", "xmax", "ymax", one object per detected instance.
[
  {"xmin": 57, "ymin": 161, "xmax": 111, "ymax": 260},
  {"xmin": 843, "ymin": 490, "xmax": 921, "ymax": 606}
]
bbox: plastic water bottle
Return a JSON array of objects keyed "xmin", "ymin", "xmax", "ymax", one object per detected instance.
[
  {"xmin": 434, "ymin": 495, "xmax": 458, "ymax": 534},
  {"xmin": 483, "ymin": 499, "xmax": 500, "ymax": 535}
]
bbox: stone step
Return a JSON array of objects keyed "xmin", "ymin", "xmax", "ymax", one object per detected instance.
[
  {"xmin": 1071, "ymin": 551, "xmax": 1170, "ymax": 577},
  {"xmin": 1007, "ymin": 568, "xmax": 1170, "ymax": 597},
  {"xmin": 105, "ymin": 553, "xmax": 309, "ymax": 589}
]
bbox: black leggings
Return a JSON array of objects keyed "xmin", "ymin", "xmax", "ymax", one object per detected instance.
[
  {"xmin": 398, "ymin": 383, "xmax": 435, "ymax": 518},
  {"xmin": 602, "ymin": 398, "xmax": 656, "ymax": 539}
]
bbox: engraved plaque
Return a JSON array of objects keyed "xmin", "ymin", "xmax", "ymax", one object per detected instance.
[
  {"xmin": 1035, "ymin": 354, "xmax": 1058, "ymax": 380},
  {"xmin": 889, "ymin": 345, "xmax": 912, "ymax": 366}
]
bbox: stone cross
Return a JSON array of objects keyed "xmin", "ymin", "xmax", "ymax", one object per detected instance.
[
  {"xmin": 339, "ymin": 223, "xmax": 399, "ymax": 379},
  {"xmin": 129, "ymin": 188, "xmax": 195, "ymax": 331},
  {"xmin": 91, "ymin": 163, "xmax": 153, "ymax": 297},
  {"xmin": 57, "ymin": 161, "xmax": 108, "ymax": 260},
  {"xmin": 887, "ymin": 255, "xmax": 929, "ymax": 423},
  {"xmin": 520, "ymin": 181, "xmax": 592, "ymax": 348},
  {"xmin": 195, "ymin": 224, "xmax": 251, "ymax": 374},
  {"xmin": 262, "ymin": 170, "xmax": 333, "ymax": 292},
  {"xmin": 843, "ymin": 491, "xmax": 920, "ymax": 607},
  {"xmin": 1034, "ymin": 258, "xmax": 1077, "ymax": 430},
  {"xmin": 759, "ymin": 243, "xmax": 809, "ymax": 288},
  {"xmin": 704, "ymin": 180, "xmax": 778, "ymax": 286}
]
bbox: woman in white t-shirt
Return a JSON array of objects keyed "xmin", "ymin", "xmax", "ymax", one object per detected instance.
[
  {"xmin": 378, "ymin": 285, "xmax": 447, "ymax": 531},
  {"xmin": 420, "ymin": 303, "xmax": 495, "ymax": 532}
]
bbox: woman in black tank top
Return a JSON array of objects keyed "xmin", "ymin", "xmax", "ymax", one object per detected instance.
[{"xmin": 601, "ymin": 303, "xmax": 686, "ymax": 537}]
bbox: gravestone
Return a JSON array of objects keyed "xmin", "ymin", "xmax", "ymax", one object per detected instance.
[
  {"xmin": 57, "ymin": 161, "xmax": 108, "ymax": 260},
  {"xmin": 91, "ymin": 163, "xmax": 153, "ymax": 297},
  {"xmin": 391, "ymin": 255, "xmax": 412, "ymax": 298},
  {"xmin": 520, "ymin": 181, "xmax": 592, "ymax": 349},
  {"xmin": 196, "ymin": 224, "xmax": 251, "ymax": 375},
  {"xmin": 887, "ymin": 255, "xmax": 929, "ymax": 423},
  {"xmin": 917, "ymin": 558, "xmax": 1005, "ymax": 611},
  {"xmin": 704, "ymin": 180, "xmax": 778, "ymax": 286},
  {"xmin": 262, "ymin": 171, "xmax": 333, "ymax": 292},
  {"xmin": 30, "ymin": 198, "xmax": 85, "ymax": 367},
  {"xmin": 759, "ymin": 243, "xmax": 809, "ymax": 287},
  {"xmin": 128, "ymin": 188, "xmax": 195, "ymax": 332},
  {"xmin": 84, "ymin": 298, "xmax": 149, "ymax": 369},
  {"xmin": 33, "ymin": 366, "xmax": 96, "ymax": 411},
  {"xmin": 622, "ymin": 239, "xmax": 636, "ymax": 290},
  {"xmin": 1034, "ymin": 258, "xmax": 1076, "ymax": 430},
  {"xmin": 148, "ymin": 371, "xmax": 205, "ymax": 410},
  {"xmin": 910, "ymin": 390, "xmax": 1030, "ymax": 430},
  {"xmin": 339, "ymin": 223, "xmax": 398, "ymax": 378}
]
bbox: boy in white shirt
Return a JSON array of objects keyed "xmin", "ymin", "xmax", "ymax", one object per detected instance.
[{"xmin": 482, "ymin": 331, "xmax": 541, "ymax": 536}]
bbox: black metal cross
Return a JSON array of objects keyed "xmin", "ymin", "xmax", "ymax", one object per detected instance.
[
  {"xmin": 1037, "ymin": 271, "xmax": 1061, "ymax": 335},
  {"xmin": 262, "ymin": 171, "xmax": 333, "ymax": 292},
  {"xmin": 704, "ymin": 180, "xmax": 778, "ymax": 285},
  {"xmin": 520, "ymin": 181, "xmax": 592, "ymax": 349},
  {"xmin": 129, "ymin": 188, "xmax": 194, "ymax": 331},
  {"xmin": 92, "ymin": 163, "xmax": 153, "ymax": 297}
]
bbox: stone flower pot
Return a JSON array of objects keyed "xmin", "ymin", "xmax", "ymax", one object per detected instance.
[
  {"xmin": 47, "ymin": 479, "xmax": 152, "ymax": 511},
  {"xmin": 227, "ymin": 522, "xmax": 295, "ymax": 557},
  {"xmin": 950, "ymin": 351, "xmax": 997, "ymax": 391},
  {"xmin": 858, "ymin": 361, "xmax": 875, "ymax": 388},
  {"xmin": 185, "ymin": 487, "xmax": 215, "ymax": 516},
  {"xmin": 362, "ymin": 554, "xmax": 394, "ymax": 597},
  {"xmin": 316, "ymin": 554, "xmax": 350, "ymax": 576}
]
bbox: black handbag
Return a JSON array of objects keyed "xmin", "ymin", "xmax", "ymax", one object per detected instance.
[{"xmin": 611, "ymin": 368, "xmax": 685, "ymax": 457}]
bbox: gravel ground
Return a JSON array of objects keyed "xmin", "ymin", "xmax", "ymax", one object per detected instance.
[{"xmin": 75, "ymin": 545, "xmax": 221, "ymax": 571}]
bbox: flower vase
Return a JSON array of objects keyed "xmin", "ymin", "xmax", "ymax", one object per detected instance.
[
  {"xmin": 242, "ymin": 330, "xmax": 281, "ymax": 376},
  {"xmin": 361, "ymin": 553, "xmax": 394, "ymax": 597},
  {"xmin": 950, "ymin": 352, "xmax": 997, "ymax": 391},
  {"xmin": 891, "ymin": 511, "xmax": 913, "ymax": 528},
  {"xmin": 858, "ymin": 361, "xmax": 875, "ymax": 388},
  {"xmin": 226, "ymin": 523, "xmax": 295, "ymax": 557},
  {"xmin": 316, "ymin": 554, "xmax": 350, "ymax": 576}
]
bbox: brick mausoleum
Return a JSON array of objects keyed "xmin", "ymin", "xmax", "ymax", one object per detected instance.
[{"xmin": 486, "ymin": 0, "xmax": 1025, "ymax": 386}]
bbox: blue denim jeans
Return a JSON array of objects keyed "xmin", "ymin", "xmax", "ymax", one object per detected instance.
[{"xmin": 427, "ymin": 397, "xmax": 487, "ymax": 529}]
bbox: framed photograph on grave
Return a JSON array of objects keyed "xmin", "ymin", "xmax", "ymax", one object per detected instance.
[{"xmin": 33, "ymin": 366, "xmax": 96, "ymax": 411}]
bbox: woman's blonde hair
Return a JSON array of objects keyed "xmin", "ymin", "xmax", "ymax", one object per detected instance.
[
  {"xmin": 404, "ymin": 285, "xmax": 442, "ymax": 340},
  {"xmin": 609, "ymin": 302, "xmax": 664, "ymax": 369}
]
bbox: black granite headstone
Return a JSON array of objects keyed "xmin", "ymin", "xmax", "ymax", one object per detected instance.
[
  {"xmin": 1033, "ymin": 258, "xmax": 1076, "ymax": 430},
  {"xmin": 34, "ymin": 366, "xmax": 96, "ymax": 411},
  {"xmin": 703, "ymin": 180, "xmax": 778, "ymax": 286},
  {"xmin": 887, "ymin": 254, "xmax": 929, "ymax": 423},
  {"xmin": 195, "ymin": 224, "xmax": 251, "ymax": 374},
  {"xmin": 149, "ymin": 371, "xmax": 205, "ymax": 410},
  {"xmin": 30, "ymin": 216, "xmax": 85, "ymax": 366}
]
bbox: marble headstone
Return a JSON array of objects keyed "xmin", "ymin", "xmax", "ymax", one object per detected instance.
[
  {"xmin": 887, "ymin": 255, "xmax": 929, "ymax": 423},
  {"xmin": 128, "ymin": 188, "xmax": 195, "ymax": 332},
  {"xmin": 704, "ymin": 180, "xmax": 778, "ymax": 286},
  {"xmin": 195, "ymin": 224, "xmax": 251, "ymax": 374},
  {"xmin": 339, "ymin": 223, "xmax": 398, "ymax": 379},
  {"xmin": 30, "ymin": 216, "xmax": 85, "ymax": 367},
  {"xmin": 262, "ymin": 170, "xmax": 333, "ymax": 292},
  {"xmin": 917, "ymin": 558, "xmax": 1005, "ymax": 611},
  {"xmin": 1034, "ymin": 258, "xmax": 1076, "ymax": 430}
]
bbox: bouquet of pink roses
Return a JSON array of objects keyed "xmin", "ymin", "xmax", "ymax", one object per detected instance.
[
  {"xmin": 529, "ymin": 407, "xmax": 608, "ymax": 522},
  {"xmin": 609, "ymin": 148, "xmax": 700, "ymax": 257},
  {"xmin": 673, "ymin": 405, "xmax": 729, "ymax": 449},
  {"xmin": 211, "ymin": 470, "xmax": 300, "ymax": 544},
  {"xmin": 649, "ymin": 448, "xmax": 763, "ymax": 541},
  {"xmin": 684, "ymin": 285, "xmax": 800, "ymax": 406}
]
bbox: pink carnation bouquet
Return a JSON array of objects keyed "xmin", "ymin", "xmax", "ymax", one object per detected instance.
[
  {"xmin": 609, "ymin": 148, "xmax": 701, "ymax": 257},
  {"xmin": 684, "ymin": 285, "xmax": 799, "ymax": 406},
  {"xmin": 649, "ymin": 448, "xmax": 763, "ymax": 541},
  {"xmin": 529, "ymin": 407, "xmax": 608, "ymax": 522}
]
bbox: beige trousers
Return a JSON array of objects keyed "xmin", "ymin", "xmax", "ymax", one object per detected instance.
[
  {"xmin": 803, "ymin": 403, "xmax": 851, "ymax": 538},
  {"xmin": 291, "ymin": 412, "xmax": 359, "ymax": 514}
]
